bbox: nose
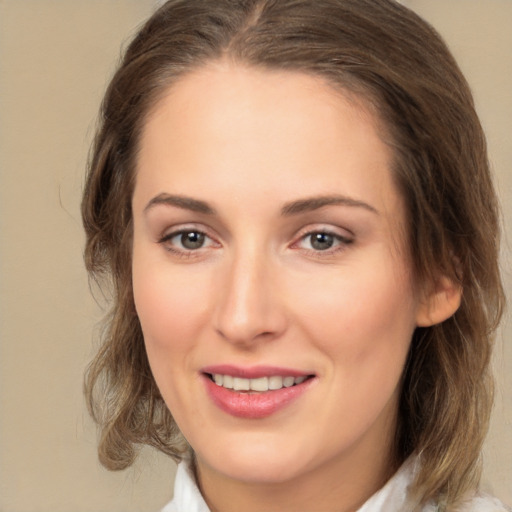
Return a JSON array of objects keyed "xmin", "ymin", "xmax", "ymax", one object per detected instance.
[{"xmin": 213, "ymin": 249, "xmax": 287, "ymax": 347}]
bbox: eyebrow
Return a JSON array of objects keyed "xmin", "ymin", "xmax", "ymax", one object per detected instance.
[
  {"xmin": 281, "ymin": 195, "xmax": 379, "ymax": 216},
  {"xmin": 144, "ymin": 193, "xmax": 216, "ymax": 215},
  {"xmin": 143, "ymin": 193, "xmax": 378, "ymax": 217}
]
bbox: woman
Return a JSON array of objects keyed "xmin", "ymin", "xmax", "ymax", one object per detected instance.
[{"xmin": 82, "ymin": 1, "xmax": 509, "ymax": 511}]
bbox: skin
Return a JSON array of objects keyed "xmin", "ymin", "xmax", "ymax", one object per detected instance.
[{"xmin": 131, "ymin": 63, "xmax": 459, "ymax": 512}]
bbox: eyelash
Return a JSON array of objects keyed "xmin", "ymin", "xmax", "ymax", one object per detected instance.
[
  {"xmin": 293, "ymin": 229, "xmax": 354, "ymax": 257},
  {"xmin": 158, "ymin": 228, "xmax": 219, "ymax": 259},
  {"xmin": 157, "ymin": 227, "xmax": 354, "ymax": 258}
]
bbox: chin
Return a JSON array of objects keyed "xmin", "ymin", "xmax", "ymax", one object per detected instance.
[
  {"xmin": 194, "ymin": 432, "xmax": 325, "ymax": 485},
  {"xmin": 211, "ymin": 458, "xmax": 307, "ymax": 485}
]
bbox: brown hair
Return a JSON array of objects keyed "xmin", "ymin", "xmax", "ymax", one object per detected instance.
[{"xmin": 82, "ymin": 0, "xmax": 504, "ymax": 508}]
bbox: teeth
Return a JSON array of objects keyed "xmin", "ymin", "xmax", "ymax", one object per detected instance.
[
  {"xmin": 233, "ymin": 377, "xmax": 250, "ymax": 391},
  {"xmin": 250, "ymin": 377, "xmax": 268, "ymax": 391},
  {"xmin": 223, "ymin": 375, "xmax": 234, "ymax": 389},
  {"xmin": 268, "ymin": 376, "xmax": 283, "ymax": 390},
  {"xmin": 211, "ymin": 374, "xmax": 308, "ymax": 392},
  {"xmin": 283, "ymin": 376, "xmax": 295, "ymax": 387}
]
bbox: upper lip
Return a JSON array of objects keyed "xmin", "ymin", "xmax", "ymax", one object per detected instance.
[{"xmin": 201, "ymin": 364, "xmax": 313, "ymax": 379}]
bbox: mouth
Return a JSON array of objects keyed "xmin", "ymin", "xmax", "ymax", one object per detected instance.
[
  {"xmin": 205, "ymin": 373, "xmax": 312, "ymax": 392},
  {"xmin": 201, "ymin": 367, "xmax": 316, "ymax": 419}
]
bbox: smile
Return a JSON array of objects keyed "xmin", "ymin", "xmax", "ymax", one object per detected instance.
[
  {"xmin": 209, "ymin": 374, "xmax": 308, "ymax": 392},
  {"xmin": 202, "ymin": 368, "xmax": 315, "ymax": 419}
]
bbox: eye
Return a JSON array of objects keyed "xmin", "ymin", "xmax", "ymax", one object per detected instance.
[
  {"xmin": 176, "ymin": 231, "xmax": 206, "ymax": 250},
  {"xmin": 297, "ymin": 230, "xmax": 353, "ymax": 252},
  {"xmin": 159, "ymin": 229, "xmax": 217, "ymax": 252},
  {"xmin": 308, "ymin": 232, "xmax": 337, "ymax": 251}
]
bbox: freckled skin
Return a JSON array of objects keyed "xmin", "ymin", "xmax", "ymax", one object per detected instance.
[{"xmin": 131, "ymin": 63, "xmax": 427, "ymax": 512}]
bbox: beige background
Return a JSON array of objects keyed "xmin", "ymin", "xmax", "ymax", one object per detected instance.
[{"xmin": 0, "ymin": 1, "xmax": 510, "ymax": 511}]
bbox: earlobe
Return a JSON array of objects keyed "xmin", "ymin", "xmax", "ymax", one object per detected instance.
[{"xmin": 416, "ymin": 276, "xmax": 462, "ymax": 327}]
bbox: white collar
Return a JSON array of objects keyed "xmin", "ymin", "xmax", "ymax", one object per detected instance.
[
  {"xmin": 161, "ymin": 457, "xmax": 509, "ymax": 512},
  {"xmin": 161, "ymin": 461, "xmax": 210, "ymax": 512},
  {"xmin": 356, "ymin": 457, "xmax": 436, "ymax": 512}
]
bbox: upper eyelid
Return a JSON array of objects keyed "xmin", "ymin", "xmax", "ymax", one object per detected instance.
[
  {"xmin": 160, "ymin": 229, "xmax": 216, "ymax": 245},
  {"xmin": 160, "ymin": 227, "xmax": 206, "ymax": 239},
  {"xmin": 159, "ymin": 223, "xmax": 214, "ymax": 239},
  {"xmin": 293, "ymin": 223, "xmax": 355, "ymax": 240},
  {"xmin": 294, "ymin": 231, "xmax": 352, "ymax": 247}
]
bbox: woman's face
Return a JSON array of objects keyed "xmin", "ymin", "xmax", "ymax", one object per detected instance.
[{"xmin": 132, "ymin": 63, "xmax": 425, "ymax": 490}]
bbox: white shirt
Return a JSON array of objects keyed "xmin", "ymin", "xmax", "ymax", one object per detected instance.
[{"xmin": 161, "ymin": 458, "xmax": 510, "ymax": 512}]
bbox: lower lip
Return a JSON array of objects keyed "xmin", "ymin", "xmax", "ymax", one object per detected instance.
[{"xmin": 203, "ymin": 375, "xmax": 314, "ymax": 419}]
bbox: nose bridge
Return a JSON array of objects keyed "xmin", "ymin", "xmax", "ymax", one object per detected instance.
[{"xmin": 214, "ymin": 242, "xmax": 284, "ymax": 345}]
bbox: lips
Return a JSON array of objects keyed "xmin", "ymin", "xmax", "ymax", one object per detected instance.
[{"xmin": 201, "ymin": 365, "xmax": 315, "ymax": 419}]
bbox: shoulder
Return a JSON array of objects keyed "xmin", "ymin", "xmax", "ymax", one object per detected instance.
[
  {"xmin": 454, "ymin": 494, "xmax": 511, "ymax": 512},
  {"xmin": 358, "ymin": 456, "xmax": 510, "ymax": 512},
  {"xmin": 419, "ymin": 492, "xmax": 510, "ymax": 512}
]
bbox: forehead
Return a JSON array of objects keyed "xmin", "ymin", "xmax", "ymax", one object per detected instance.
[{"xmin": 134, "ymin": 63, "xmax": 401, "ymax": 220}]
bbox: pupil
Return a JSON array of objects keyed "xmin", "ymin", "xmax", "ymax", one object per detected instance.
[
  {"xmin": 311, "ymin": 233, "xmax": 334, "ymax": 250},
  {"xmin": 181, "ymin": 231, "xmax": 205, "ymax": 249}
]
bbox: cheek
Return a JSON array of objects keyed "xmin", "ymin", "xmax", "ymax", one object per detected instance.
[
  {"xmin": 132, "ymin": 253, "xmax": 209, "ymax": 358},
  {"xmin": 293, "ymin": 257, "xmax": 417, "ymax": 369},
  {"xmin": 292, "ymin": 261, "xmax": 417, "ymax": 442},
  {"xmin": 132, "ymin": 258, "xmax": 211, "ymax": 419}
]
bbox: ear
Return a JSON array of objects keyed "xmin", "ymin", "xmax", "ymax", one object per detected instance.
[{"xmin": 416, "ymin": 275, "xmax": 462, "ymax": 327}]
